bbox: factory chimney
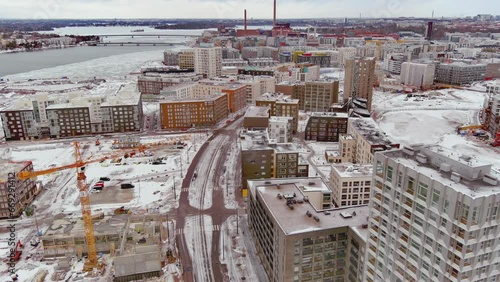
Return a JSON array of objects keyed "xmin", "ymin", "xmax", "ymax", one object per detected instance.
[
  {"xmin": 244, "ymin": 9, "xmax": 247, "ymax": 30},
  {"xmin": 273, "ymin": 0, "xmax": 277, "ymax": 27}
]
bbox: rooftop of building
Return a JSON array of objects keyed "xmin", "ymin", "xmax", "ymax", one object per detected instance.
[
  {"xmin": 114, "ymin": 245, "xmax": 161, "ymax": 278},
  {"xmin": 101, "ymin": 84, "xmax": 141, "ymax": 107},
  {"xmin": 257, "ymin": 93, "xmax": 299, "ymax": 104},
  {"xmin": 0, "ymin": 160, "xmax": 31, "ymax": 183},
  {"xmin": 381, "ymin": 145, "xmax": 500, "ymax": 198},
  {"xmin": 248, "ymin": 178, "xmax": 370, "ymax": 236},
  {"xmin": 332, "ymin": 163, "xmax": 373, "ymax": 178},
  {"xmin": 438, "ymin": 61, "xmax": 487, "ymax": 68},
  {"xmin": 139, "ymin": 72, "xmax": 202, "ymax": 80},
  {"xmin": 310, "ymin": 112, "xmax": 349, "ymax": 119},
  {"xmin": 269, "ymin": 116, "xmax": 293, "ymax": 123},
  {"xmin": 160, "ymin": 92, "xmax": 226, "ymax": 103},
  {"xmin": 244, "ymin": 106, "xmax": 270, "ymax": 118},
  {"xmin": 46, "ymin": 101, "xmax": 91, "ymax": 110},
  {"xmin": 240, "ymin": 129, "xmax": 302, "ymax": 153},
  {"xmin": 349, "ymin": 118, "xmax": 398, "ymax": 146},
  {"xmin": 42, "ymin": 214, "xmax": 128, "ymax": 239},
  {"xmin": 1, "ymin": 100, "xmax": 34, "ymax": 112}
]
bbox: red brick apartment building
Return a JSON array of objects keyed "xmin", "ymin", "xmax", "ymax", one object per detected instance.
[
  {"xmin": 0, "ymin": 161, "xmax": 37, "ymax": 219},
  {"xmin": 159, "ymin": 93, "xmax": 229, "ymax": 129}
]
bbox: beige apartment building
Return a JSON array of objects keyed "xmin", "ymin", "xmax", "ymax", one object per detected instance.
[
  {"xmin": 256, "ymin": 93, "xmax": 299, "ymax": 133},
  {"xmin": 0, "ymin": 161, "xmax": 37, "ymax": 219},
  {"xmin": 243, "ymin": 106, "xmax": 270, "ymax": 130},
  {"xmin": 178, "ymin": 50, "xmax": 195, "ymax": 69},
  {"xmin": 303, "ymin": 81, "xmax": 340, "ymax": 112},
  {"xmin": 330, "ymin": 163, "xmax": 373, "ymax": 208},
  {"xmin": 137, "ymin": 73, "xmax": 203, "ymax": 95},
  {"xmin": 194, "ymin": 45, "xmax": 222, "ymax": 78},
  {"xmin": 247, "ymin": 178, "xmax": 368, "ymax": 282},
  {"xmin": 344, "ymin": 57, "xmax": 376, "ymax": 112}
]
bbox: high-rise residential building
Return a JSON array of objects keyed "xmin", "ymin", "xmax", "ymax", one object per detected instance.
[
  {"xmin": 240, "ymin": 130, "xmax": 309, "ymax": 187},
  {"xmin": 178, "ymin": 50, "xmax": 195, "ymax": 69},
  {"xmin": 159, "ymin": 93, "xmax": 228, "ymax": 129},
  {"xmin": 138, "ymin": 73, "xmax": 203, "ymax": 95},
  {"xmin": 305, "ymin": 112, "xmax": 349, "ymax": 142},
  {"xmin": 247, "ymin": 177, "xmax": 369, "ymax": 282},
  {"xmin": 330, "ymin": 163, "xmax": 373, "ymax": 208},
  {"xmin": 344, "ymin": 57, "xmax": 376, "ymax": 112},
  {"xmin": 434, "ymin": 62, "xmax": 486, "ymax": 85},
  {"xmin": 256, "ymin": 93, "xmax": 299, "ymax": 133},
  {"xmin": 366, "ymin": 145, "xmax": 500, "ymax": 282},
  {"xmin": 303, "ymin": 81, "xmax": 340, "ymax": 112},
  {"xmin": 400, "ymin": 62, "xmax": 436, "ymax": 89},
  {"xmin": 194, "ymin": 45, "xmax": 222, "ymax": 78},
  {"xmin": 0, "ymin": 101, "xmax": 39, "ymax": 141},
  {"xmin": 238, "ymin": 75, "xmax": 276, "ymax": 105},
  {"xmin": 383, "ymin": 53, "xmax": 409, "ymax": 74},
  {"xmin": 487, "ymin": 94, "xmax": 500, "ymax": 137}
]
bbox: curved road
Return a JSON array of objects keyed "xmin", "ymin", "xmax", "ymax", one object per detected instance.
[{"xmin": 175, "ymin": 117, "xmax": 243, "ymax": 282}]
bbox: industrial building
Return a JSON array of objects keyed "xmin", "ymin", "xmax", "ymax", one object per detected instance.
[
  {"xmin": 256, "ymin": 93, "xmax": 299, "ymax": 133},
  {"xmin": 247, "ymin": 177, "xmax": 368, "ymax": 282},
  {"xmin": 400, "ymin": 62, "xmax": 436, "ymax": 89},
  {"xmin": 304, "ymin": 112, "xmax": 349, "ymax": 142},
  {"xmin": 194, "ymin": 45, "xmax": 222, "ymax": 78},
  {"xmin": 344, "ymin": 57, "xmax": 376, "ymax": 112},
  {"xmin": 159, "ymin": 92, "xmax": 228, "ymax": 129},
  {"xmin": 434, "ymin": 62, "xmax": 486, "ymax": 85},
  {"xmin": 330, "ymin": 163, "xmax": 372, "ymax": 208},
  {"xmin": 0, "ymin": 161, "xmax": 37, "ymax": 219},
  {"xmin": 366, "ymin": 145, "xmax": 500, "ymax": 282},
  {"xmin": 240, "ymin": 130, "xmax": 308, "ymax": 187}
]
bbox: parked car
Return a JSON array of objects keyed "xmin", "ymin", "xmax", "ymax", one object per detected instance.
[
  {"xmin": 93, "ymin": 186, "xmax": 103, "ymax": 191},
  {"xmin": 99, "ymin": 177, "xmax": 110, "ymax": 181},
  {"xmin": 121, "ymin": 183, "xmax": 135, "ymax": 189},
  {"xmin": 94, "ymin": 182, "xmax": 104, "ymax": 188}
]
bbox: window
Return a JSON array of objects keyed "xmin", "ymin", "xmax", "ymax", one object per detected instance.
[
  {"xmin": 432, "ymin": 190, "xmax": 440, "ymax": 207},
  {"xmin": 418, "ymin": 183, "xmax": 428, "ymax": 202},
  {"xmin": 386, "ymin": 166, "xmax": 393, "ymax": 182}
]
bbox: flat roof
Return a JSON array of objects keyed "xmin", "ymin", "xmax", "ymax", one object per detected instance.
[
  {"xmin": 248, "ymin": 178, "xmax": 369, "ymax": 236},
  {"xmin": 245, "ymin": 106, "xmax": 270, "ymax": 118},
  {"xmin": 114, "ymin": 246, "xmax": 161, "ymax": 278},
  {"xmin": 0, "ymin": 161, "xmax": 31, "ymax": 183},
  {"xmin": 240, "ymin": 130, "xmax": 301, "ymax": 152},
  {"xmin": 257, "ymin": 93, "xmax": 299, "ymax": 104},
  {"xmin": 46, "ymin": 102, "xmax": 90, "ymax": 110},
  {"xmin": 332, "ymin": 163, "xmax": 373, "ymax": 178},
  {"xmin": 42, "ymin": 215, "xmax": 128, "ymax": 239},
  {"xmin": 101, "ymin": 84, "xmax": 141, "ymax": 107},
  {"xmin": 1, "ymin": 101, "xmax": 33, "ymax": 112},
  {"xmin": 349, "ymin": 118, "xmax": 398, "ymax": 146},
  {"xmin": 382, "ymin": 147, "xmax": 500, "ymax": 198},
  {"xmin": 160, "ymin": 92, "xmax": 226, "ymax": 103},
  {"xmin": 310, "ymin": 112, "xmax": 349, "ymax": 119}
]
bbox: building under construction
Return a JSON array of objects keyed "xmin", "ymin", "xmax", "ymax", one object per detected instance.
[{"xmin": 41, "ymin": 213, "xmax": 168, "ymax": 281}]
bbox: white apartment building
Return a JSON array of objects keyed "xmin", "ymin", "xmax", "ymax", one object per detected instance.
[
  {"xmin": 239, "ymin": 75, "xmax": 276, "ymax": 105},
  {"xmin": 366, "ymin": 145, "xmax": 500, "ymax": 282},
  {"xmin": 330, "ymin": 163, "xmax": 373, "ymax": 208},
  {"xmin": 337, "ymin": 47, "xmax": 357, "ymax": 68},
  {"xmin": 194, "ymin": 45, "xmax": 222, "ymax": 79},
  {"xmin": 268, "ymin": 116, "xmax": 293, "ymax": 143},
  {"xmin": 247, "ymin": 178, "xmax": 369, "ymax": 282},
  {"xmin": 344, "ymin": 37, "xmax": 365, "ymax": 47},
  {"xmin": 383, "ymin": 53, "xmax": 409, "ymax": 74},
  {"xmin": 400, "ymin": 62, "xmax": 436, "ymax": 89}
]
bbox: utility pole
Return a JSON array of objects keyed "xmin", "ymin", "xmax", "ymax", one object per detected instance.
[
  {"xmin": 34, "ymin": 208, "xmax": 40, "ymax": 235},
  {"xmin": 236, "ymin": 211, "xmax": 239, "ymax": 235},
  {"xmin": 180, "ymin": 157, "xmax": 183, "ymax": 178},
  {"xmin": 226, "ymin": 170, "xmax": 229, "ymax": 197}
]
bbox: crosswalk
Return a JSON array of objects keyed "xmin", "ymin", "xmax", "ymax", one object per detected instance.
[
  {"xmin": 175, "ymin": 225, "xmax": 221, "ymax": 235},
  {"xmin": 181, "ymin": 188, "xmax": 189, "ymax": 192}
]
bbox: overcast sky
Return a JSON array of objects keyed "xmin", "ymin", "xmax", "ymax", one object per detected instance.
[{"xmin": 0, "ymin": 0, "xmax": 497, "ymax": 20}]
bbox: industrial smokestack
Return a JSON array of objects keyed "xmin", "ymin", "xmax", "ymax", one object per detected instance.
[
  {"xmin": 244, "ymin": 9, "xmax": 247, "ymax": 30},
  {"xmin": 426, "ymin": 21, "xmax": 433, "ymax": 40},
  {"xmin": 273, "ymin": 0, "xmax": 277, "ymax": 27}
]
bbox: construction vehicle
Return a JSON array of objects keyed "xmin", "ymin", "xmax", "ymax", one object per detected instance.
[
  {"xmin": 95, "ymin": 139, "xmax": 100, "ymax": 146},
  {"xmin": 114, "ymin": 206, "xmax": 131, "ymax": 215},
  {"xmin": 12, "ymin": 240, "xmax": 23, "ymax": 262},
  {"xmin": 457, "ymin": 124, "xmax": 487, "ymax": 132}
]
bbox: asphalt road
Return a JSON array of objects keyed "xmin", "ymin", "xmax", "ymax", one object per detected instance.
[{"xmin": 175, "ymin": 117, "xmax": 243, "ymax": 282}]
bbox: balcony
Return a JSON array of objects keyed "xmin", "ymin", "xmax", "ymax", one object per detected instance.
[
  {"xmin": 403, "ymin": 212, "xmax": 412, "ymax": 221},
  {"xmin": 406, "ymin": 188, "xmax": 414, "ymax": 196},
  {"xmin": 404, "ymin": 199, "xmax": 413, "ymax": 209},
  {"xmin": 371, "ymin": 225, "xmax": 379, "ymax": 233},
  {"xmin": 398, "ymin": 246, "xmax": 407, "ymax": 255},
  {"xmin": 375, "ymin": 194, "xmax": 382, "ymax": 201},
  {"xmin": 460, "ymin": 217, "xmax": 468, "ymax": 225},
  {"xmin": 400, "ymin": 235, "xmax": 409, "ymax": 243},
  {"xmin": 402, "ymin": 222, "xmax": 410, "ymax": 232},
  {"xmin": 370, "ymin": 245, "xmax": 377, "ymax": 254}
]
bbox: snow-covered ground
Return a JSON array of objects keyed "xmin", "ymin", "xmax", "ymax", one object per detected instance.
[
  {"xmin": 184, "ymin": 215, "xmax": 214, "ymax": 282},
  {"xmin": 374, "ymin": 88, "xmax": 500, "ymax": 171}
]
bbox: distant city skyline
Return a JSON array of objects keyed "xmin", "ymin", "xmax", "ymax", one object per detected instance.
[{"xmin": 0, "ymin": 0, "xmax": 498, "ymax": 20}]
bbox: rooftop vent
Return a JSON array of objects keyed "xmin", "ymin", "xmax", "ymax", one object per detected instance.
[
  {"xmin": 483, "ymin": 174, "xmax": 498, "ymax": 186},
  {"xmin": 416, "ymin": 153, "xmax": 428, "ymax": 164},
  {"xmin": 460, "ymin": 154, "xmax": 472, "ymax": 162},
  {"xmin": 440, "ymin": 163, "xmax": 451, "ymax": 172},
  {"xmin": 340, "ymin": 212, "xmax": 352, "ymax": 219},
  {"xmin": 277, "ymin": 193, "xmax": 283, "ymax": 199},
  {"xmin": 306, "ymin": 210, "xmax": 312, "ymax": 217},
  {"xmin": 308, "ymin": 182, "xmax": 316, "ymax": 186},
  {"xmin": 288, "ymin": 204, "xmax": 294, "ymax": 210},
  {"xmin": 451, "ymin": 172, "xmax": 461, "ymax": 183},
  {"xmin": 313, "ymin": 216, "xmax": 320, "ymax": 222},
  {"xmin": 402, "ymin": 147, "xmax": 415, "ymax": 156}
]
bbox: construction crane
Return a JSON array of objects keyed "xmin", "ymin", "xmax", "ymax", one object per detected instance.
[{"xmin": 15, "ymin": 140, "xmax": 178, "ymax": 271}]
